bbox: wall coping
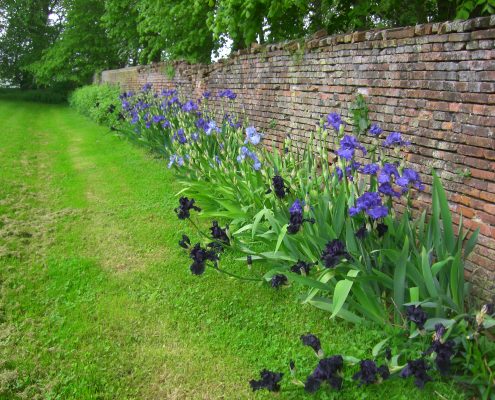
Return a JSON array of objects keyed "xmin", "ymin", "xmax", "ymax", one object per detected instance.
[{"xmin": 101, "ymin": 15, "xmax": 495, "ymax": 77}]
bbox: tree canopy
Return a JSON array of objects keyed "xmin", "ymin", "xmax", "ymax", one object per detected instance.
[{"xmin": 0, "ymin": 0, "xmax": 493, "ymax": 89}]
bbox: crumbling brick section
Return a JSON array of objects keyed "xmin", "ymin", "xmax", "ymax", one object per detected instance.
[{"xmin": 99, "ymin": 16, "xmax": 495, "ymax": 301}]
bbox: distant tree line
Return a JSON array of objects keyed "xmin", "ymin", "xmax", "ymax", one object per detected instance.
[{"xmin": 0, "ymin": 0, "xmax": 493, "ymax": 90}]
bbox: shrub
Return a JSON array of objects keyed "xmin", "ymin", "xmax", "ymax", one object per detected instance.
[
  {"xmin": 0, "ymin": 88, "xmax": 67, "ymax": 103},
  {"xmin": 68, "ymin": 84, "xmax": 121, "ymax": 126}
]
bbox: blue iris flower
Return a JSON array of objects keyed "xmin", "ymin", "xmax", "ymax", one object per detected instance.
[
  {"xmin": 349, "ymin": 192, "xmax": 388, "ymax": 219},
  {"xmin": 325, "ymin": 113, "xmax": 343, "ymax": 131},
  {"xmin": 383, "ymin": 132, "xmax": 410, "ymax": 147},
  {"xmin": 245, "ymin": 126, "xmax": 262, "ymax": 145},
  {"xmin": 336, "ymin": 135, "xmax": 367, "ymax": 161},
  {"xmin": 369, "ymin": 123, "xmax": 382, "ymax": 136}
]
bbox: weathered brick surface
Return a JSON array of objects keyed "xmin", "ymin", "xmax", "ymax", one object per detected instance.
[{"xmin": 99, "ymin": 17, "xmax": 495, "ymax": 300}]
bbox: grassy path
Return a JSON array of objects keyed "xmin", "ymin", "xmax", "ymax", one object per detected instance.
[{"xmin": 0, "ymin": 101, "xmax": 465, "ymax": 399}]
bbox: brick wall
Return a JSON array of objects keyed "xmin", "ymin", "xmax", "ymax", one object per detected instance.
[{"xmin": 99, "ymin": 16, "xmax": 495, "ymax": 300}]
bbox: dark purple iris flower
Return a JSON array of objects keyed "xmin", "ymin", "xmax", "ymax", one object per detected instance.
[
  {"xmin": 271, "ymin": 274, "xmax": 288, "ymax": 288},
  {"xmin": 400, "ymin": 359, "xmax": 431, "ymax": 389},
  {"xmin": 406, "ymin": 305, "xmax": 428, "ymax": 330},
  {"xmin": 301, "ymin": 334, "xmax": 322, "ymax": 354},
  {"xmin": 249, "ymin": 369, "xmax": 283, "ymax": 392},
  {"xmin": 189, "ymin": 243, "xmax": 218, "ymax": 275},
  {"xmin": 290, "ymin": 260, "xmax": 315, "ymax": 275},
  {"xmin": 178, "ymin": 234, "xmax": 191, "ymax": 249},
  {"xmin": 210, "ymin": 221, "xmax": 229, "ymax": 244},
  {"xmin": 175, "ymin": 197, "xmax": 201, "ymax": 220},
  {"xmin": 304, "ymin": 355, "xmax": 344, "ymax": 393},
  {"xmin": 272, "ymin": 175, "xmax": 288, "ymax": 198},
  {"xmin": 353, "ymin": 360, "xmax": 389, "ymax": 385},
  {"xmin": 321, "ymin": 240, "xmax": 349, "ymax": 268},
  {"xmin": 287, "ymin": 200, "xmax": 314, "ymax": 234}
]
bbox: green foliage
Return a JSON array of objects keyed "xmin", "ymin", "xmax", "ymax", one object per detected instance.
[
  {"xmin": 0, "ymin": 0, "xmax": 64, "ymax": 88},
  {"xmin": 162, "ymin": 63, "xmax": 176, "ymax": 79},
  {"xmin": 27, "ymin": 0, "xmax": 124, "ymax": 88},
  {"xmin": 101, "ymin": 0, "xmax": 143, "ymax": 65},
  {"xmin": 137, "ymin": 0, "xmax": 217, "ymax": 64},
  {"xmin": 208, "ymin": 0, "xmax": 309, "ymax": 49},
  {"xmin": 1, "ymin": 0, "xmax": 494, "ymax": 89},
  {"xmin": 350, "ymin": 94, "xmax": 370, "ymax": 135},
  {"xmin": 0, "ymin": 88, "xmax": 67, "ymax": 103},
  {"xmin": 457, "ymin": 0, "xmax": 495, "ymax": 19},
  {"xmin": 69, "ymin": 84, "xmax": 121, "ymax": 125}
]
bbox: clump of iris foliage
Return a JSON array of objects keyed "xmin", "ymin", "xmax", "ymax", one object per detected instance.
[{"xmin": 70, "ymin": 83, "xmax": 495, "ymax": 399}]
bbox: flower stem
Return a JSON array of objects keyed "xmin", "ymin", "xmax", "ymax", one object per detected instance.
[{"xmin": 213, "ymin": 265, "xmax": 263, "ymax": 282}]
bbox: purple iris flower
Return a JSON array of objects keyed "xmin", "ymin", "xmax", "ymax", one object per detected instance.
[
  {"xmin": 182, "ymin": 100, "xmax": 198, "ymax": 112},
  {"xmin": 168, "ymin": 96, "xmax": 181, "ymax": 107},
  {"xmin": 161, "ymin": 89, "xmax": 177, "ymax": 97},
  {"xmin": 369, "ymin": 123, "xmax": 382, "ymax": 136},
  {"xmin": 325, "ymin": 113, "xmax": 343, "ymax": 131},
  {"xmin": 383, "ymin": 132, "xmax": 410, "ymax": 147},
  {"xmin": 290, "ymin": 199, "xmax": 303, "ymax": 214},
  {"xmin": 168, "ymin": 154, "xmax": 184, "ymax": 168},
  {"xmin": 162, "ymin": 120, "xmax": 171, "ymax": 128},
  {"xmin": 361, "ymin": 163, "xmax": 380, "ymax": 175},
  {"xmin": 397, "ymin": 168, "xmax": 425, "ymax": 191},
  {"xmin": 336, "ymin": 135, "xmax": 367, "ymax": 161},
  {"xmin": 237, "ymin": 146, "xmax": 262, "ymax": 170},
  {"xmin": 176, "ymin": 129, "xmax": 187, "ymax": 144},
  {"xmin": 141, "ymin": 83, "xmax": 152, "ymax": 91},
  {"xmin": 196, "ymin": 118, "xmax": 208, "ymax": 131},
  {"xmin": 218, "ymin": 89, "xmax": 236, "ymax": 100},
  {"xmin": 378, "ymin": 163, "xmax": 400, "ymax": 184},
  {"xmin": 379, "ymin": 182, "xmax": 402, "ymax": 198},
  {"xmin": 203, "ymin": 91, "xmax": 211, "ymax": 99},
  {"xmin": 349, "ymin": 192, "xmax": 388, "ymax": 219},
  {"xmin": 205, "ymin": 120, "xmax": 220, "ymax": 135},
  {"xmin": 152, "ymin": 115, "xmax": 165, "ymax": 124}
]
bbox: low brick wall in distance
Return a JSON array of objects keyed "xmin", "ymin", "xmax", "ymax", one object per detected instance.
[{"xmin": 99, "ymin": 16, "xmax": 495, "ymax": 300}]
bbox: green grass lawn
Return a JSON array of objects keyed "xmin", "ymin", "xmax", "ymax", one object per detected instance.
[{"xmin": 0, "ymin": 100, "xmax": 467, "ymax": 399}]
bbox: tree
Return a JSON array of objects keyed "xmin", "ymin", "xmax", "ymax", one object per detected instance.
[
  {"xmin": 102, "ymin": 0, "xmax": 142, "ymax": 65},
  {"xmin": 0, "ymin": 0, "xmax": 63, "ymax": 88},
  {"xmin": 137, "ymin": 0, "xmax": 217, "ymax": 64},
  {"xmin": 28, "ymin": 0, "xmax": 124, "ymax": 88}
]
